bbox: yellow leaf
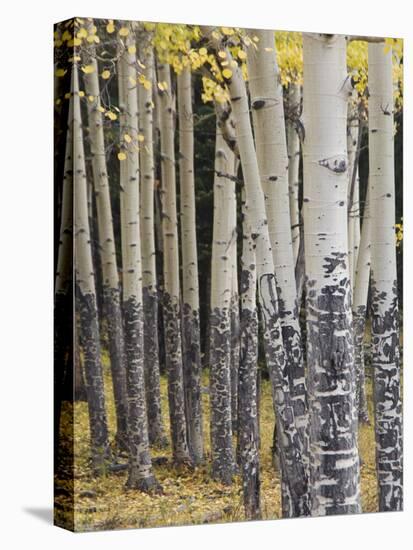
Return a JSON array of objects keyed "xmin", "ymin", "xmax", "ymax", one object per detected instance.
[
  {"xmin": 218, "ymin": 51, "xmax": 227, "ymax": 59},
  {"xmin": 64, "ymin": 92, "xmax": 71, "ymax": 99},
  {"xmin": 81, "ymin": 65, "xmax": 94, "ymax": 74},
  {"xmin": 158, "ymin": 82, "xmax": 165, "ymax": 91},
  {"xmin": 55, "ymin": 68, "xmax": 66, "ymax": 78},
  {"xmin": 238, "ymin": 50, "xmax": 247, "ymax": 60},
  {"xmin": 98, "ymin": 106, "xmax": 105, "ymax": 113},
  {"xmin": 138, "ymin": 134, "xmax": 145, "ymax": 142},
  {"xmin": 73, "ymin": 38, "xmax": 81, "ymax": 46},
  {"xmin": 78, "ymin": 91, "xmax": 85, "ymax": 97},
  {"xmin": 221, "ymin": 27, "xmax": 235, "ymax": 36},
  {"xmin": 128, "ymin": 45, "xmax": 137, "ymax": 54},
  {"xmin": 106, "ymin": 111, "xmax": 117, "ymax": 121},
  {"xmin": 119, "ymin": 27, "xmax": 129, "ymax": 37},
  {"xmin": 88, "ymin": 95, "xmax": 95, "ymax": 102},
  {"xmin": 222, "ymin": 68, "xmax": 233, "ymax": 79},
  {"xmin": 143, "ymin": 80, "xmax": 151, "ymax": 90},
  {"xmin": 199, "ymin": 47, "xmax": 208, "ymax": 56},
  {"xmin": 106, "ymin": 22, "xmax": 115, "ymax": 34},
  {"xmin": 76, "ymin": 28, "xmax": 87, "ymax": 39},
  {"xmin": 124, "ymin": 133, "xmax": 132, "ymax": 143},
  {"xmin": 118, "ymin": 152, "xmax": 127, "ymax": 161},
  {"xmin": 101, "ymin": 70, "xmax": 111, "ymax": 80}
]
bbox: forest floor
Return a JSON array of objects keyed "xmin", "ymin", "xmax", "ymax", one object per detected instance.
[{"xmin": 56, "ymin": 353, "xmax": 379, "ymax": 531}]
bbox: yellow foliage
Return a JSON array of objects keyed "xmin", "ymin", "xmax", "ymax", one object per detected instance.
[
  {"xmin": 119, "ymin": 27, "xmax": 129, "ymax": 37},
  {"xmin": 124, "ymin": 134, "xmax": 132, "ymax": 143},
  {"xmin": 81, "ymin": 65, "xmax": 95, "ymax": 74},
  {"xmin": 55, "ymin": 68, "xmax": 67, "ymax": 78},
  {"xmin": 106, "ymin": 21, "xmax": 115, "ymax": 34},
  {"xmin": 101, "ymin": 70, "xmax": 111, "ymax": 80},
  {"xmin": 222, "ymin": 68, "xmax": 233, "ymax": 79},
  {"xmin": 117, "ymin": 152, "xmax": 127, "ymax": 161}
]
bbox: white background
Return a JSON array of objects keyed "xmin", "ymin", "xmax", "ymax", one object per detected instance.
[{"xmin": 1, "ymin": 0, "xmax": 411, "ymax": 548}]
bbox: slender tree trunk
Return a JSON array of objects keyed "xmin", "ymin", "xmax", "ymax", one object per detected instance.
[
  {"xmin": 157, "ymin": 62, "xmax": 192, "ymax": 465},
  {"xmin": 81, "ymin": 31, "xmax": 129, "ymax": 451},
  {"xmin": 302, "ymin": 33, "xmax": 361, "ymax": 515},
  {"xmin": 73, "ymin": 63, "xmax": 111, "ymax": 473},
  {"xmin": 287, "ymin": 84, "xmax": 301, "ymax": 264},
  {"xmin": 207, "ymin": 32, "xmax": 309, "ymax": 517},
  {"xmin": 177, "ymin": 66, "xmax": 204, "ymax": 464},
  {"xmin": 347, "ymin": 93, "xmax": 361, "ymax": 288},
  {"xmin": 352, "ymin": 184, "xmax": 371, "ymax": 424},
  {"xmin": 238, "ymin": 190, "xmax": 261, "ymax": 520},
  {"xmin": 246, "ymin": 29, "xmax": 310, "ymax": 514},
  {"xmin": 138, "ymin": 42, "xmax": 168, "ymax": 448},
  {"xmin": 209, "ymin": 127, "xmax": 235, "ymax": 484},
  {"xmin": 229, "ymin": 177, "xmax": 240, "ymax": 434},
  {"xmin": 368, "ymin": 42, "xmax": 403, "ymax": 511},
  {"xmin": 118, "ymin": 37, "xmax": 161, "ymax": 492},
  {"xmin": 55, "ymin": 86, "xmax": 74, "ymax": 453}
]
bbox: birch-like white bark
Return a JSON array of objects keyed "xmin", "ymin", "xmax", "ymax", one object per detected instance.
[
  {"xmin": 157, "ymin": 61, "xmax": 191, "ymax": 464},
  {"xmin": 118, "ymin": 36, "xmax": 160, "ymax": 492},
  {"xmin": 138, "ymin": 41, "xmax": 167, "ymax": 448},
  {"xmin": 368, "ymin": 42, "xmax": 402, "ymax": 511},
  {"xmin": 177, "ymin": 66, "xmax": 204, "ymax": 463},
  {"xmin": 302, "ymin": 33, "xmax": 361, "ymax": 516},
  {"xmin": 73, "ymin": 62, "xmax": 111, "ymax": 472}
]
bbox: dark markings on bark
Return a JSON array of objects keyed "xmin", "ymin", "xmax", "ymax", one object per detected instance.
[
  {"xmin": 306, "ymin": 275, "xmax": 361, "ymax": 515},
  {"xmin": 353, "ymin": 304, "xmax": 370, "ymax": 423},
  {"xmin": 103, "ymin": 286, "xmax": 129, "ymax": 451},
  {"xmin": 123, "ymin": 296, "xmax": 162, "ymax": 493},
  {"xmin": 143, "ymin": 287, "xmax": 168, "ymax": 448},
  {"xmin": 370, "ymin": 278, "xmax": 403, "ymax": 511},
  {"xmin": 238, "ymin": 283, "xmax": 261, "ymax": 519},
  {"xmin": 230, "ymin": 295, "xmax": 240, "ymax": 433},
  {"xmin": 76, "ymin": 287, "xmax": 111, "ymax": 474},
  {"xmin": 163, "ymin": 293, "xmax": 192, "ymax": 465},
  {"xmin": 182, "ymin": 302, "xmax": 204, "ymax": 464},
  {"xmin": 209, "ymin": 306, "xmax": 234, "ymax": 484}
]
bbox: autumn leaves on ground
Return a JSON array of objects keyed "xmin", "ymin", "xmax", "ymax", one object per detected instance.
[
  {"xmin": 56, "ymin": 362, "xmax": 379, "ymax": 531},
  {"xmin": 54, "ymin": 19, "xmax": 403, "ymax": 532}
]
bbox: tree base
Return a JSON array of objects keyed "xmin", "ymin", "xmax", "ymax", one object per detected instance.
[{"xmin": 125, "ymin": 472, "xmax": 163, "ymax": 495}]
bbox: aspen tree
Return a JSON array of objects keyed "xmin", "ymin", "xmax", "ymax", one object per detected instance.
[
  {"xmin": 118, "ymin": 32, "xmax": 161, "ymax": 492},
  {"xmin": 368, "ymin": 42, "xmax": 402, "ymax": 511},
  {"xmin": 81, "ymin": 23, "xmax": 129, "ymax": 450},
  {"xmin": 302, "ymin": 33, "xmax": 361, "ymax": 515},
  {"xmin": 138, "ymin": 38, "xmax": 167, "ymax": 448},
  {"xmin": 238, "ymin": 189, "xmax": 260, "ymax": 519},
  {"xmin": 247, "ymin": 28, "xmax": 309, "ymax": 467},
  {"xmin": 353, "ymin": 184, "xmax": 371, "ymax": 424},
  {"xmin": 209, "ymin": 127, "xmax": 236, "ymax": 483},
  {"xmin": 73, "ymin": 62, "xmax": 111, "ymax": 472},
  {"xmin": 204, "ymin": 27, "xmax": 309, "ymax": 516},
  {"xmin": 177, "ymin": 66, "xmax": 204, "ymax": 463},
  {"xmin": 287, "ymin": 84, "xmax": 301, "ymax": 263},
  {"xmin": 157, "ymin": 61, "xmax": 192, "ymax": 464}
]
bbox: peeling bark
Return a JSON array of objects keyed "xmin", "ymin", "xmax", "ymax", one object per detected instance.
[
  {"xmin": 302, "ymin": 33, "xmax": 361, "ymax": 515},
  {"xmin": 368, "ymin": 42, "xmax": 403, "ymax": 512}
]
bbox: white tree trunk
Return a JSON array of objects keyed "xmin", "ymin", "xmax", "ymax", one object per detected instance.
[
  {"xmin": 209, "ymin": 126, "xmax": 235, "ymax": 483},
  {"xmin": 177, "ymin": 66, "xmax": 204, "ymax": 464},
  {"xmin": 81, "ymin": 28, "xmax": 129, "ymax": 451},
  {"xmin": 118, "ymin": 37, "xmax": 160, "ymax": 492},
  {"xmin": 347, "ymin": 93, "xmax": 361, "ymax": 288},
  {"xmin": 368, "ymin": 42, "xmax": 402, "ymax": 511},
  {"xmin": 247, "ymin": 28, "xmax": 309, "ymax": 472},
  {"xmin": 302, "ymin": 33, "xmax": 361, "ymax": 515},
  {"xmin": 157, "ymin": 61, "xmax": 191, "ymax": 464},
  {"xmin": 287, "ymin": 84, "xmax": 302, "ymax": 263},
  {"xmin": 73, "ymin": 62, "xmax": 111, "ymax": 472},
  {"xmin": 206, "ymin": 29, "xmax": 309, "ymax": 516},
  {"xmin": 138, "ymin": 41, "xmax": 167, "ymax": 448},
  {"xmin": 353, "ymin": 184, "xmax": 371, "ymax": 424}
]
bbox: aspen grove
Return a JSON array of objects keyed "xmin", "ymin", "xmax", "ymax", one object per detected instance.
[{"xmin": 54, "ymin": 18, "xmax": 403, "ymax": 530}]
